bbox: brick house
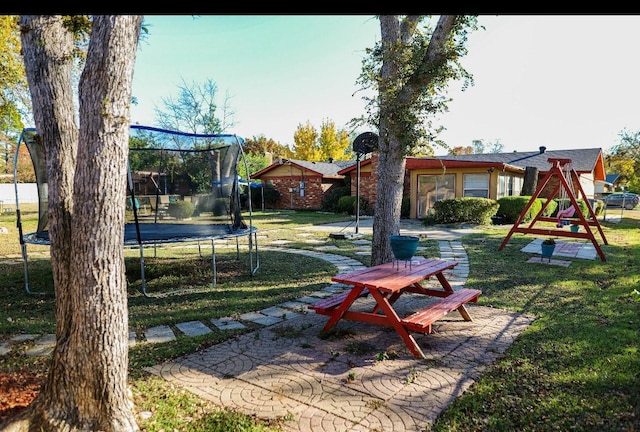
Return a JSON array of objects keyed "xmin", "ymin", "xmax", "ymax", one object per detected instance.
[
  {"xmin": 338, "ymin": 147, "xmax": 606, "ymax": 219},
  {"xmin": 250, "ymin": 158, "xmax": 354, "ymax": 210}
]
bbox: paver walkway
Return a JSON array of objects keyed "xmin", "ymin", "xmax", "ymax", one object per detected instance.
[{"xmin": 143, "ymin": 240, "xmax": 534, "ymax": 432}]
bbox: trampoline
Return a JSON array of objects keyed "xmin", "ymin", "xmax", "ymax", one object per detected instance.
[{"xmin": 15, "ymin": 125, "xmax": 259, "ymax": 296}]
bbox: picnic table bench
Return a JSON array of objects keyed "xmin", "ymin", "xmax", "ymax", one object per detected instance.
[{"xmin": 308, "ymin": 257, "xmax": 482, "ymax": 358}]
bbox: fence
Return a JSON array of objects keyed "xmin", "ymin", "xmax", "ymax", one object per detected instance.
[{"xmin": 0, "ymin": 183, "xmax": 38, "ymax": 212}]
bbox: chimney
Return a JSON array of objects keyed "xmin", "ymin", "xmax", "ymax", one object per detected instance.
[{"xmin": 539, "ymin": 146, "xmax": 546, "ymax": 154}]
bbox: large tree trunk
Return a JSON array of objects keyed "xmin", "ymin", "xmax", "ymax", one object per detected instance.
[
  {"xmin": 6, "ymin": 15, "xmax": 142, "ymax": 432},
  {"xmin": 371, "ymin": 15, "xmax": 457, "ymax": 266},
  {"xmin": 371, "ymin": 16, "xmax": 406, "ymax": 266},
  {"xmin": 371, "ymin": 132, "xmax": 406, "ymax": 265}
]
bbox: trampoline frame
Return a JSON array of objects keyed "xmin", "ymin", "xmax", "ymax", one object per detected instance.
[{"xmin": 14, "ymin": 126, "xmax": 260, "ymax": 297}]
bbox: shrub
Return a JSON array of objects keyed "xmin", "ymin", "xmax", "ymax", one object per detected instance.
[
  {"xmin": 336, "ymin": 195, "xmax": 371, "ymax": 215},
  {"xmin": 429, "ymin": 197, "xmax": 499, "ymax": 225},
  {"xmin": 212, "ymin": 198, "xmax": 229, "ymax": 216},
  {"xmin": 167, "ymin": 201, "xmax": 195, "ymax": 219},
  {"xmin": 337, "ymin": 195, "xmax": 355, "ymax": 214},
  {"xmin": 261, "ymin": 188, "xmax": 281, "ymax": 206},
  {"xmin": 321, "ymin": 186, "xmax": 350, "ymax": 213},
  {"xmin": 496, "ymin": 196, "xmax": 544, "ymax": 223},
  {"xmin": 401, "ymin": 196, "xmax": 410, "ymax": 218}
]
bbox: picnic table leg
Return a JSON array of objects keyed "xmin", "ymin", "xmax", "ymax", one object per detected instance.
[
  {"xmin": 322, "ymin": 286, "xmax": 366, "ymax": 332},
  {"xmin": 367, "ymin": 288, "xmax": 426, "ymax": 359},
  {"xmin": 435, "ymin": 272, "xmax": 473, "ymax": 322},
  {"xmin": 371, "ymin": 291, "xmax": 401, "ymax": 315}
]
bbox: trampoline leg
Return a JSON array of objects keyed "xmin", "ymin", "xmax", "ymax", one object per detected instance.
[
  {"xmin": 211, "ymin": 239, "xmax": 216, "ymax": 288},
  {"xmin": 250, "ymin": 231, "xmax": 260, "ymax": 276},
  {"xmin": 20, "ymin": 243, "xmax": 31, "ymax": 294},
  {"xmin": 139, "ymin": 245, "xmax": 148, "ymax": 297}
]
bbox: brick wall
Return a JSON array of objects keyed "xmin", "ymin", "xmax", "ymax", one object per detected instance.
[{"xmin": 265, "ymin": 175, "xmax": 330, "ymax": 210}]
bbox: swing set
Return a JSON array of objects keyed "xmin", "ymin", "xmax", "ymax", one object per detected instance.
[{"xmin": 498, "ymin": 158, "xmax": 608, "ymax": 261}]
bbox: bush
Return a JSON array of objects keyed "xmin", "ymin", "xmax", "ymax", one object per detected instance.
[
  {"xmin": 496, "ymin": 196, "xmax": 545, "ymax": 223},
  {"xmin": 428, "ymin": 197, "xmax": 499, "ymax": 225},
  {"xmin": 212, "ymin": 198, "xmax": 229, "ymax": 216},
  {"xmin": 321, "ymin": 186, "xmax": 350, "ymax": 213},
  {"xmin": 167, "ymin": 201, "xmax": 195, "ymax": 219},
  {"xmin": 401, "ymin": 196, "xmax": 410, "ymax": 218},
  {"xmin": 336, "ymin": 195, "xmax": 371, "ymax": 215},
  {"xmin": 261, "ymin": 188, "xmax": 281, "ymax": 206}
]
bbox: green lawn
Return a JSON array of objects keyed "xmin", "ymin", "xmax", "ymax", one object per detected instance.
[{"xmin": 1, "ymin": 210, "xmax": 638, "ymax": 431}]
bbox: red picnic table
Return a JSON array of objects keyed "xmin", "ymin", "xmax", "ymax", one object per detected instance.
[{"xmin": 308, "ymin": 257, "xmax": 482, "ymax": 359}]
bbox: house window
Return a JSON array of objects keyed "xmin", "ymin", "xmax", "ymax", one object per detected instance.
[
  {"xmin": 498, "ymin": 173, "xmax": 523, "ymax": 198},
  {"xmin": 463, "ymin": 173, "xmax": 489, "ymax": 198},
  {"xmin": 416, "ymin": 174, "xmax": 455, "ymax": 218}
]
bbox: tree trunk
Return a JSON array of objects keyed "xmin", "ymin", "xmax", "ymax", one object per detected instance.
[
  {"xmin": 371, "ymin": 132, "xmax": 406, "ymax": 265},
  {"xmin": 370, "ymin": 15, "xmax": 458, "ymax": 266},
  {"xmin": 522, "ymin": 166, "xmax": 539, "ymax": 196},
  {"xmin": 6, "ymin": 15, "xmax": 142, "ymax": 432},
  {"xmin": 371, "ymin": 16, "xmax": 405, "ymax": 266}
]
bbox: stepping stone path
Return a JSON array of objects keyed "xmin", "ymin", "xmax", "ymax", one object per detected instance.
[{"xmin": 1, "ymin": 240, "xmax": 470, "ymax": 358}]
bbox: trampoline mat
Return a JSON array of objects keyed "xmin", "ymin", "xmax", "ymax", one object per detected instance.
[{"xmin": 23, "ymin": 223, "xmax": 256, "ymax": 246}]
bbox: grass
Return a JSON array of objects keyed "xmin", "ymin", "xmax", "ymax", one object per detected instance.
[{"xmin": 1, "ymin": 209, "xmax": 639, "ymax": 431}]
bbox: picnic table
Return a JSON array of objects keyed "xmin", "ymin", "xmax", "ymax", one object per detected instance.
[{"xmin": 308, "ymin": 257, "xmax": 482, "ymax": 358}]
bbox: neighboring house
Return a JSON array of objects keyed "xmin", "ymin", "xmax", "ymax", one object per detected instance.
[
  {"xmin": 251, "ymin": 158, "xmax": 354, "ymax": 210},
  {"xmin": 595, "ymin": 173, "xmax": 620, "ymax": 197},
  {"xmin": 339, "ymin": 146, "xmax": 606, "ymax": 219}
]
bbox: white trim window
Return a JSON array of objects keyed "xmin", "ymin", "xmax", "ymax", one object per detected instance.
[
  {"xmin": 498, "ymin": 173, "xmax": 523, "ymax": 198},
  {"xmin": 463, "ymin": 173, "xmax": 489, "ymax": 198},
  {"xmin": 417, "ymin": 174, "xmax": 455, "ymax": 218}
]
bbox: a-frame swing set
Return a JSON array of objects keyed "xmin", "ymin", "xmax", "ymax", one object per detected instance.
[{"xmin": 498, "ymin": 157, "xmax": 608, "ymax": 261}]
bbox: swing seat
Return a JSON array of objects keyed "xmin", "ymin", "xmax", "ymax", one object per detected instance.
[{"xmin": 557, "ymin": 205, "xmax": 576, "ymax": 219}]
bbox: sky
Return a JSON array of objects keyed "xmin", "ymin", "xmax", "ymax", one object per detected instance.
[{"xmin": 129, "ymin": 15, "xmax": 640, "ymax": 156}]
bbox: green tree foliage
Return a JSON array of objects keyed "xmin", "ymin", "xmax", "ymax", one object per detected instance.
[
  {"xmin": 238, "ymin": 151, "xmax": 269, "ymax": 181},
  {"xmin": 605, "ymin": 128, "xmax": 640, "ymax": 191},
  {"xmin": 354, "ymin": 15, "xmax": 478, "ymax": 265},
  {"xmin": 155, "ymin": 78, "xmax": 234, "ymax": 135}
]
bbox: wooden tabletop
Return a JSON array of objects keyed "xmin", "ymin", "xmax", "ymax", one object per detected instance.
[{"xmin": 331, "ymin": 257, "xmax": 458, "ymax": 294}]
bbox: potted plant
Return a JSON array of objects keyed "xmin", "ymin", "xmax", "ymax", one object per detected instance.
[
  {"xmin": 389, "ymin": 235, "xmax": 419, "ymax": 261},
  {"xmin": 541, "ymin": 238, "xmax": 556, "ymax": 261}
]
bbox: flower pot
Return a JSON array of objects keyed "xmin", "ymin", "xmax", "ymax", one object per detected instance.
[
  {"xmin": 389, "ymin": 235, "xmax": 419, "ymax": 261},
  {"xmin": 541, "ymin": 243, "xmax": 556, "ymax": 260},
  {"xmin": 570, "ymin": 225, "xmax": 579, "ymax": 233}
]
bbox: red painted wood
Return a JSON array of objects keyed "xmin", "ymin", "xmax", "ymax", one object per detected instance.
[
  {"xmin": 402, "ymin": 289, "xmax": 481, "ymax": 332},
  {"xmin": 310, "ymin": 259, "xmax": 481, "ymax": 359}
]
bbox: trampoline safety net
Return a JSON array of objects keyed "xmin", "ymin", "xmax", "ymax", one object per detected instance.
[{"xmin": 14, "ymin": 125, "xmax": 259, "ymax": 296}]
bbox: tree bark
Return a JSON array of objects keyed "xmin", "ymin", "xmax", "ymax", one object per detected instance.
[
  {"xmin": 371, "ymin": 16, "xmax": 457, "ymax": 266},
  {"xmin": 522, "ymin": 166, "xmax": 539, "ymax": 196},
  {"xmin": 4, "ymin": 15, "xmax": 142, "ymax": 432}
]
